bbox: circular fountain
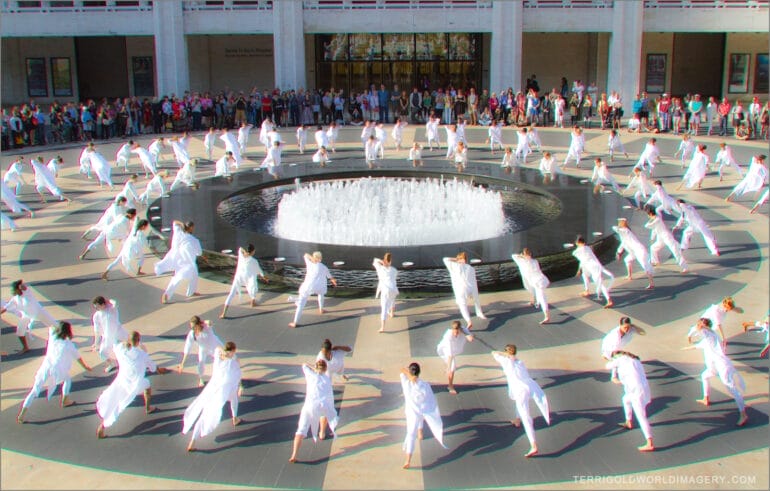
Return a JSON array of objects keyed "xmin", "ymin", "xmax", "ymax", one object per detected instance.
[{"xmin": 152, "ymin": 160, "xmax": 624, "ymax": 293}]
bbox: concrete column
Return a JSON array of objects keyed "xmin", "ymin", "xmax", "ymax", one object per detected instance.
[
  {"xmin": 489, "ymin": 0, "xmax": 522, "ymax": 92},
  {"xmin": 153, "ymin": 1, "xmax": 189, "ymax": 97},
  {"xmin": 607, "ymin": 1, "xmax": 643, "ymax": 105},
  {"xmin": 272, "ymin": 0, "xmax": 306, "ymax": 91}
]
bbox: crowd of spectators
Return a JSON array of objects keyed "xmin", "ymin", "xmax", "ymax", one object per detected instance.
[{"xmin": 2, "ymin": 76, "xmax": 768, "ymax": 151}]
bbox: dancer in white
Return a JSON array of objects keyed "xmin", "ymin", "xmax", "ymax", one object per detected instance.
[
  {"xmin": 86, "ymin": 149, "xmax": 114, "ymax": 189},
  {"xmin": 425, "ymin": 116, "xmax": 440, "ymax": 151},
  {"xmin": 674, "ymin": 199, "xmax": 719, "ymax": 256},
  {"xmin": 288, "ymin": 359, "xmax": 338, "ymax": 463},
  {"xmin": 237, "ymin": 122, "xmax": 253, "ymax": 155},
  {"xmin": 1, "ymin": 179, "xmax": 33, "ymax": 217},
  {"xmin": 1, "ymin": 211, "xmax": 17, "ymax": 232},
  {"xmin": 82, "ymin": 196, "xmax": 127, "ymax": 240},
  {"xmin": 693, "ymin": 296, "xmax": 741, "ymax": 346},
  {"xmin": 677, "ymin": 144, "xmax": 709, "ymax": 190},
  {"xmin": 742, "ymin": 314, "xmax": 769, "ymax": 358},
  {"xmin": 454, "ymin": 141, "xmax": 468, "ymax": 173},
  {"xmin": 1, "ymin": 279, "xmax": 58, "ymax": 352},
  {"xmin": 673, "ymin": 134, "xmax": 696, "ymax": 169},
  {"xmin": 115, "ymin": 141, "xmax": 134, "ymax": 171},
  {"xmin": 96, "ymin": 331, "xmax": 167, "ymax": 438},
  {"xmin": 400, "ymin": 362, "xmax": 446, "ymax": 469},
  {"xmin": 561, "ymin": 127, "xmax": 584, "ymax": 168},
  {"xmin": 296, "ymin": 125, "xmax": 308, "ymax": 154},
  {"xmin": 326, "ymin": 121, "xmax": 339, "ymax": 153},
  {"xmin": 183, "ymin": 341, "xmax": 242, "ymax": 451},
  {"xmin": 726, "ymin": 154, "xmax": 768, "ymax": 202},
  {"xmin": 170, "ymin": 136, "xmax": 191, "ymax": 168},
  {"xmin": 44, "ymin": 156, "xmax": 59, "ymax": 178},
  {"xmin": 606, "ymin": 350, "xmax": 655, "ymax": 452},
  {"xmin": 204, "ymin": 127, "xmax": 217, "ymax": 161},
  {"xmin": 148, "ymin": 137, "xmax": 166, "ymax": 168},
  {"xmin": 607, "ymin": 129, "xmax": 629, "ymax": 162},
  {"xmin": 102, "ymin": 219, "xmax": 150, "ymax": 280},
  {"xmin": 500, "ymin": 147, "xmax": 515, "ymax": 169},
  {"xmin": 90, "ymin": 296, "xmax": 129, "ymax": 373},
  {"xmin": 78, "ymin": 143, "xmax": 94, "ymax": 179},
  {"xmin": 214, "ymin": 151, "xmax": 235, "ymax": 178},
  {"xmin": 30, "ymin": 157, "xmax": 71, "ymax": 203},
  {"xmin": 515, "ymin": 127, "xmax": 531, "ymax": 164},
  {"xmin": 408, "ymin": 143, "xmax": 423, "ymax": 167},
  {"xmin": 118, "ymin": 174, "xmax": 141, "ymax": 209},
  {"xmin": 374, "ymin": 123, "xmax": 387, "ymax": 159},
  {"xmin": 157, "ymin": 220, "xmax": 205, "ymax": 304},
  {"xmin": 511, "ymin": 248, "xmax": 551, "ymax": 324},
  {"xmin": 714, "ymin": 142, "xmax": 744, "ymax": 182},
  {"xmin": 625, "ymin": 167, "xmax": 654, "ymax": 210},
  {"xmin": 260, "ymin": 141, "xmax": 282, "ymax": 179},
  {"xmin": 645, "ymin": 206, "xmax": 688, "ymax": 273},
  {"xmin": 613, "ymin": 218, "xmax": 654, "ymax": 288},
  {"xmin": 527, "ymin": 125, "xmax": 542, "ymax": 152},
  {"xmin": 178, "ymin": 315, "xmax": 224, "ymax": 387},
  {"xmin": 572, "ymin": 236, "xmax": 614, "ymax": 308},
  {"xmin": 687, "ymin": 318, "xmax": 748, "ymax": 426},
  {"xmin": 315, "ymin": 125, "xmax": 329, "ymax": 152},
  {"xmin": 312, "ymin": 146, "xmax": 331, "ymax": 168},
  {"xmin": 391, "ymin": 118, "xmax": 406, "ymax": 151},
  {"xmin": 220, "ymin": 244, "xmax": 267, "ymax": 318},
  {"xmin": 288, "ymin": 252, "xmax": 337, "ymax": 328},
  {"xmin": 131, "ymin": 142, "xmax": 157, "ymax": 178},
  {"xmin": 443, "ymin": 252, "xmax": 486, "ymax": 329},
  {"xmin": 79, "ymin": 207, "xmax": 136, "ymax": 260},
  {"xmin": 259, "ymin": 117, "xmax": 274, "ymax": 153},
  {"xmin": 601, "ymin": 317, "xmax": 646, "ymax": 363},
  {"xmin": 538, "ymin": 152, "xmax": 558, "ymax": 184},
  {"xmin": 17, "ymin": 322, "xmax": 92, "ymax": 423},
  {"xmin": 633, "ymin": 138, "xmax": 661, "ymax": 176},
  {"xmin": 591, "ymin": 158, "xmax": 621, "ymax": 194},
  {"xmin": 365, "ymin": 134, "xmax": 378, "ymax": 169},
  {"xmin": 436, "ymin": 320, "xmax": 474, "ymax": 394},
  {"xmin": 4, "ymin": 156, "xmax": 27, "ymax": 195},
  {"xmin": 492, "ymin": 344, "xmax": 550, "ymax": 458},
  {"xmin": 220, "ymin": 129, "xmax": 243, "ymax": 169},
  {"xmin": 456, "ymin": 118, "xmax": 467, "ymax": 145},
  {"xmin": 373, "ymin": 253, "xmax": 399, "ymax": 332},
  {"xmin": 444, "ymin": 124, "xmax": 458, "ymax": 160},
  {"xmin": 360, "ymin": 120, "xmax": 374, "ymax": 148},
  {"xmin": 488, "ymin": 120, "xmax": 503, "ymax": 155},
  {"xmin": 169, "ymin": 159, "xmax": 197, "ymax": 191},
  {"xmin": 138, "ymin": 171, "xmax": 168, "ymax": 205},
  {"xmin": 316, "ymin": 338, "xmax": 352, "ymax": 383},
  {"xmin": 645, "ymin": 180, "xmax": 681, "ymax": 218}
]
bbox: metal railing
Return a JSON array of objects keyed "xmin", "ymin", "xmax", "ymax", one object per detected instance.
[
  {"xmin": 182, "ymin": 0, "xmax": 273, "ymax": 10},
  {"xmin": 523, "ymin": 0, "xmax": 613, "ymax": 7},
  {"xmin": 303, "ymin": 0, "xmax": 492, "ymax": 9},
  {"xmin": 644, "ymin": 0, "xmax": 767, "ymax": 7},
  {"xmin": 1, "ymin": 0, "xmax": 155, "ymax": 12}
]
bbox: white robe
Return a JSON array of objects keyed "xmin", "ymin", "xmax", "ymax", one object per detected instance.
[
  {"xmin": 1, "ymin": 179, "xmax": 32, "ymax": 214},
  {"xmin": 296, "ymin": 365, "xmax": 338, "ymax": 442},
  {"xmin": 373, "ymin": 259, "xmax": 399, "ymax": 321},
  {"xmin": 296, "ymin": 127, "xmax": 307, "ymax": 153},
  {"xmin": 315, "ymin": 130, "xmax": 329, "ymax": 149},
  {"xmin": 237, "ymin": 125, "xmax": 252, "ymax": 154},
  {"xmin": 30, "ymin": 160, "xmax": 64, "ymax": 199},
  {"xmin": 730, "ymin": 159, "xmax": 768, "ymax": 197},
  {"xmin": 118, "ymin": 180, "xmax": 140, "ymax": 209},
  {"xmin": 88, "ymin": 151, "xmax": 113, "ymax": 187},
  {"xmin": 612, "ymin": 226, "xmax": 653, "ymax": 275},
  {"xmin": 493, "ymin": 353, "xmax": 550, "ymax": 444},
  {"xmin": 312, "ymin": 149, "xmax": 329, "ymax": 165},
  {"xmin": 539, "ymin": 157, "xmax": 558, "ymax": 176},
  {"xmin": 600, "ymin": 325, "xmax": 635, "ymax": 360},
  {"xmin": 204, "ymin": 132, "xmax": 217, "ymax": 160},
  {"xmin": 26, "ymin": 332, "xmax": 80, "ymax": 402},
  {"xmin": 259, "ymin": 120, "xmax": 273, "ymax": 148},
  {"xmin": 214, "ymin": 156, "xmax": 232, "ymax": 177},
  {"xmin": 131, "ymin": 147, "xmax": 157, "ymax": 177},
  {"xmin": 591, "ymin": 164, "xmax": 621, "ymax": 193},
  {"xmin": 182, "ymin": 349, "xmax": 242, "ymax": 439},
  {"xmin": 116, "ymin": 143, "xmax": 133, "ymax": 169},
  {"xmin": 2, "ymin": 288, "xmax": 58, "ymax": 336},
  {"xmin": 170, "ymin": 140, "xmax": 191, "ymax": 168},
  {"xmin": 316, "ymin": 349, "xmax": 348, "ymax": 381},
  {"xmin": 139, "ymin": 174, "xmax": 165, "ymax": 204},
  {"xmin": 488, "ymin": 124, "xmax": 503, "ymax": 148},
  {"xmin": 96, "ymin": 343, "xmax": 157, "ymax": 428},
  {"xmin": 170, "ymin": 161, "xmax": 196, "ymax": 191},
  {"xmin": 681, "ymin": 150, "xmax": 709, "ymax": 189},
  {"xmin": 4, "ymin": 161, "xmax": 25, "ymax": 192},
  {"xmin": 511, "ymin": 254, "xmax": 550, "ymax": 311},
  {"xmin": 107, "ymin": 227, "xmax": 148, "ymax": 275},
  {"xmin": 605, "ymin": 355, "xmax": 653, "ymax": 440},
  {"xmin": 220, "ymin": 132, "xmax": 243, "ymax": 168},
  {"xmin": 225, "ymin": 249, "xmax": 264, "ymax": 304},
  {"xmin": 93, "ymin": 300, "xmax": 129, "ymax": 362},
  {"xmin": 436, "ymin": 328, "xmax": 469, "ymax": 372},
  {"xmin": 400, "ymin": 373, "xmax": 445, "ymax": 454}
]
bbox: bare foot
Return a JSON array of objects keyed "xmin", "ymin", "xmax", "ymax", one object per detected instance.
[
  {"xmin": 417, "ymin": 429, "xmax": 424, "ymax": 440},
  {"xmin": 511, "ymin": 418, "xmax": 521, "ymax": 428},
  {"xmin": 232, "ymin": 417, "xmax": 242, "ymax": 426},
  {"xmin": 696, "ymin": 398, "xmax": 710, "ymax": 406},
  {"xmin": 288, "ymin": 322, "xmax": 297, "ymax": 328},
  {"xmin": 146, "ymin": 406, "xmax": 158, "ymax": 414},
  {"xmin": 539, "ymin": 316, "xmax": 550, "ymax": 325},
  {"xmin": 477, "ymin": 314, "xmax": 487, "ymax": 320},
  {"xmin": 580, "ymin": 290, "xmax": 591, "ymax": 297},
  {"xmin": 402, "ymin": 462, "xmax": 410, "ymax": 469},
  {"xmin": 448, "ymin": 386, "xmax": 457, "ymax": 395},
  {"xmin": 61, "ymin": 397, "xmax": 75, "ymax": 408},
  {"xmin": 525, "ymin": 446, "xmax": 539, "ymax": 458},
  {"xmin": 192, "ymin": 292, "xmax": 202, "ymax": 297},
  {"xmin": 318, "ymin": 309, "xmax": 327, "ymax": 314},
  {"xmin": 219, "ymin": 313, "xmax": 226, "ymax": 319},
  {"xmin": 638, "ymin": 442, "xmax": 655, "ymax": 452},
  {"xmin": 187, "ymin": 442, "xmax": 196, "ymax": 452},
  {"xmin": 645, "ymin": 284, "xmax": 654, "ymax": 290},
  {"xmin": 736, "ymin": 412, "xmax": 748, "ymax": 427},
  {"xmin": 604, "ymin": 300, "xmax": 614, "ymax": 309},
  {"xmin": 96, "ymin": 425, "xmax": 105, "ymax": 439},
  {"xmin": 161, "ymin": 294, "xmax": 169, "ymax": 304},
  {"xmin": 379, "ymin": 328, "xmax": 385, "ymax": 333},
  {"xmin": 618, "ymin": 421, "xmax": 633, "ymax": 430},
  {"xmin": 289, "ymin": 457, "xmax": 298, "ymax": 463},
  {"xmin": 101, "ymin": 272, "xmax": 108, "ymax": 281},
  {"xmin": 137, "ymin": 271, "xmax": 147, "ymax": 276}
]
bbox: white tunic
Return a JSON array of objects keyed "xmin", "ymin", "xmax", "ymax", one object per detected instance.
[
  {"xmin": 1, "ymin": 180, "xmax": 28, "ymax": 213},
  {"xmin": 170, "ymin": 140, "xmax": 191, "ymax": 167},
  {"xmin": 400, "ymin": 373, "xmax": 445, "ymax": 449},
  {"xmin": 436, "ymin": 328, "xmax": 469, "ymax": 372},
  {"xmin": 511, "ymin": 254, "xmax": 550, "ymax": 291},
  {"xmin": 695, "ymin": 329, "xmax": 745, "ymax": 391},
  {"xmin": 612, "ymin": 226, "xmax": 650, "ymax": 267},
  {"xmin": 4, "ymin": 160, "xmax": 25, "ymax": 188},
  {"xmin": 299, "ymin": 364, "xmax": 338, "ymax": 441},
  {"xmin": 204, "ymin": 132, "xmax": 217, "ymax": 155},
  {"xmin": 316, "ymin": 349, "xmax": 348, "ymax": 380},
  {"xmin": 443, "ymin": 258, "xmax": 479, "ymax": 299},
  {"xmin": 183, "ymin": 325, "xmax": 224, "ymax": 360},
  {"xmin": 572, "ymin": 245, "xmax": 603, "ymax": 278},
  {"xmin": 601, "ymin": 325, "xmax": 634, "ymax": 360},
  {"xmin": 182, "ymin": 348, "xmax": 242, "ymax": 438},
  {"xmin": 214, "ymin": 156, "xmax": 232, "ymax": 177},
  {"xmin": 30, "ymin": 159, "xmax": 63, "ymax": 197},
  {"xmin": 93, "ymin": 300, "xmax": 129, "ymax": 362},
  {"xmin": 32, "ymin": 333, "xmax": 80, "ymax": 399},
  {"xmin": 539, "ymin": 156, "xmax": 558, "ymax": 176},
  {"xmin": 681, "ymin": 150, "xmax": 709, "ymax": 189},
  {"xmin": 488, "ymin": 124, "xmax": 502, "ymax": 144},
  {"xmin": 315, "ymin": 130, "xmax": 329, "ymax": 149},
  {"xmin": 605, "ymin": 355, "xmax": 650, "ymax": 405},
  {"xmin": 231, "ymin": 249, "xmax": 264, "ymax": 299},
  {"xmin": 373, "ymin": 261, "xmax": 399, "ymax": 298},
  {"xmin": 492, "ymin": 353, "xmax": 550, "ymax": 424},
  {"xmin": 731, "ymin": 158, "xmax": 768, "ymax": 196},
  {"xmin": 88, "ymin": 151, "xmax": 113, "ymax": 186},
  {"xmin": 114, "ymin": 227, "xmax": 148, "ymax": 274},
  {"xmin": 131, "ymin": 147, "xmax": 157, "ymax": 175},
  {"xmin": 96, "ymin": 343, "xmax": 157, "ymax": 428},
  {"xmin": 116, "ymin": 143, "xmax": 132, "ymax": 165},
  {"xmin": 299, "ymin": 256, "xmax": 332, "ymax": 297},
  {"xmin": 219, "ymin": 132, "xmax": 242, "ymax": 167}
]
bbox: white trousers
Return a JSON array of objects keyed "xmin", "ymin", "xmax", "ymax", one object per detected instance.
[
  {"xmin": 581, "ymin": 269, "xmax": 613, "ymax": 302},
  {"xmin": 650, "ymin": 237, "xmax": 687, "ymax": 269},
  {"xmin": 379, "ymin": 289, "xmax": 397, "ymax": 321},
  {"xmin": 622, "ymin": 394, "xmax": 652, "ymax": 440},
  {"xmin": 455, "ymin": 292, "xmax": 483, "ymax": 324},
  {"xmin": 164, "ymin": 265, "xmax": 199, "ymax": 300},
  {"xmin": 680, "ymin": 225, "xmax": 718, "ymax": 255},
  {"xmin": 701, "ymin": 367, "xmax": 744, "ymax": 411},
  {"xmin": 191, "ymin": 396, "xmax": 238, "ymax": 441},
  {"xmin": 23, "ymin": 377, "xmax": 71, "ymax": 408},
  {"xmin": 292, "ymin": 292, "xmax": 324, "ymax": 325},
  {"xmin": 513, "ymin": 395, "xmax": 536, "ymax": 445}
]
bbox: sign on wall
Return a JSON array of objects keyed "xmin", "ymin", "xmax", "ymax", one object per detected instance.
[
  {"xmin": 644, "ymin": 54, "xmax": 666, "ymax": 94},
  {"xmin": 132, "ymin": 56, "xmax": 155, "ymax": 97},
  {"xmin": 26, "ymin": 58, "xmax": 48, "ymax": 97},
  {"xmin": 754, "ymin": 53, "xmax": 768, "ymax": 94},
  {"xmin": 728, "ymin": 53, "xmax": 750, "ymax": 94},
  {"xmin": 51, "ymin": 57, "xmax": 73, "ymax": 97}
]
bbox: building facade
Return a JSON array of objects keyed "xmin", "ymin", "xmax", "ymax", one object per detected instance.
[{"xmin": 1, "ymin": 0, "xmax": 768, "ymax": 106}]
